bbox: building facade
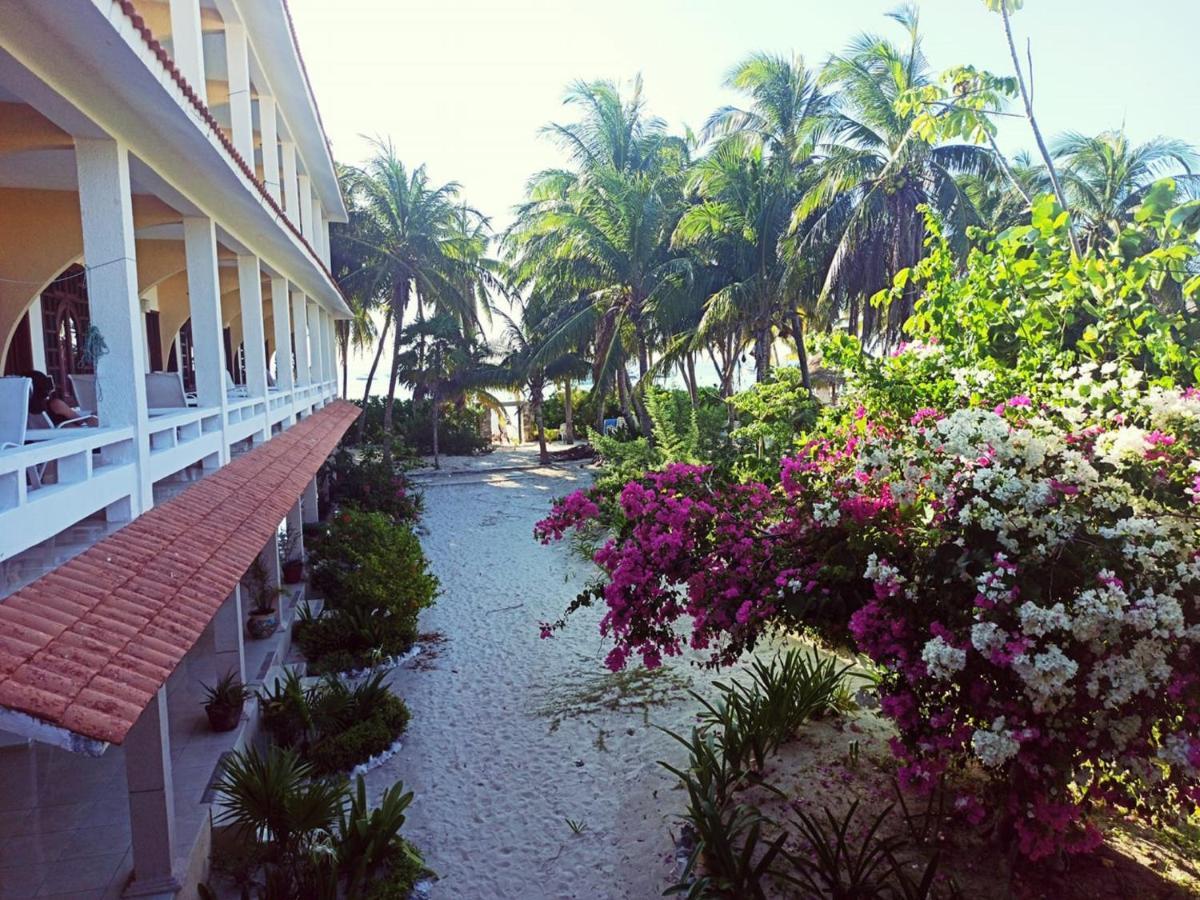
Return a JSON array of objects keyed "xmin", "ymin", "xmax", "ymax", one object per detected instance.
[{"xmin": 0, "ymin": 1, "xmax": 357, "ymax": 895}]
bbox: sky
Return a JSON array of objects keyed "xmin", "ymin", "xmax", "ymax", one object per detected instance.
[{"xmin": 286, "ymin": 0, "xmax": 1200, "ymax": 392}]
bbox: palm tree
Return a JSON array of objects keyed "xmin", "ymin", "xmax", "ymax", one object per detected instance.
[
  {"xmin": 333, "ymin": 300, "xmax": 376, "ymax": 399},
  {"xmin": 793, "ymin": 4, "xmax": 991, "ymax": 348},
  {"xmin": 343, "ymin": 140, "xmax": 490, "ymax": 463},
  {"xmin": 679, "ymin": 52, "xmax": 831, "ymax": 385},
  {"xmin": 506, "ymin": 78, "xmax": 689, "ymax": 437},
  {"xmin": 1053, "ymin": 131, "xmax": 1199, "ymax": 251},
  {"xmin": 488, "ymin": 295, "xmax": 585, "ymax": 465}
]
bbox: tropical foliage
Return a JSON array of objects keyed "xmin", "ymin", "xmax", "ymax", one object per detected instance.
[{"xmin": 536, "ymin": 184, "xmax": 1200, "ymax": 863}]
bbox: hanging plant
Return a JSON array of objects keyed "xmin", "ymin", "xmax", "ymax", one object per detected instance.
[{"xmin": 80, "ymin": 324, "xmax": 108, "ymax": 368}]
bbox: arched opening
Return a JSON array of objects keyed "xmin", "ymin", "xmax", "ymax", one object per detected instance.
[{"xmin": 39, "ymin": 263, "xmax": 91, "ymax": 404}]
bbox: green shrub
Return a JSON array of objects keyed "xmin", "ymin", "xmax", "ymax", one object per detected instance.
[
  {"xmin": 350, "ymin": 397, "xmax": 489, "ymax": 456},
  {"xmin": 308, "ymin": 695, "xmax": 410, "ymax": 776},
  {"xmin": 300, "ymin": 508, "xmax": 437, "ymax": 673},
  {"xmin": 259, "ymin": 672, "xmax": 411, "ymax": 775}
]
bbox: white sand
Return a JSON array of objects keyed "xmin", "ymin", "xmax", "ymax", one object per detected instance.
[{"xmin": 366, "ymin": 445, "xmax": 725, "ymax": 899}]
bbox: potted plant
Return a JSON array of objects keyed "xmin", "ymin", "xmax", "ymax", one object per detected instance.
[
  {"xmin": 202, "ymin": 670, "xmax": 249, "ymax": 732},
  {"xmin": 244, "ymin": 557, "xmax": 284, "ymax": 640},
  {"xmin": 279, "ymin": 527, "xmax": 304, "ymax": 584}
]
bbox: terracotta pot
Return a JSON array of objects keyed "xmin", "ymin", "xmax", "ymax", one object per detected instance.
[
  {"xmin": 246, "ymin": 610, "xmax": 279, "ymax": 640},
  {"xmin": 205, "ymin": 701, "xmax": 244, "ymax": 732},
  {"xmin": 282, "ymin": 560, "xmax": 304, "ymax": 584}
]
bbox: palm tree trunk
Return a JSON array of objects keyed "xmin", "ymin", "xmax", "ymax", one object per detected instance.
[
  {"xmin": 355, "ymin": 306, "xmax": 393, "ymax": 443},
  {"xmin": 533, "ymin": 380, "xmax": 549, "ymax": 465},
  {"xmin": 381, "ymin": 281, "xmax": 408, "ymax": 467},
  {"xmin": 562, "ymin": 379, "xmax": 574, "ymax": 444},
  {"xmin": 616, "ymin": 367, "xmax": 637, "ymax": 434},
  {"xmin": 685, "ymin": 353, "xmax": 699, "ymax": 407},
  {"xmin": 790, "ymin": 311, "xmax": 812, "ymax": 393},
  {"xmin": 999, "ymin": 4, "xmax": 1080, "ymax": 257},
  {"xmin": 754, "ymin": 328, "xmax": 771, "ymax": 383},
  {"xmin": 431, "ymin": 389, "xmax": 440, "ymax": 470}
]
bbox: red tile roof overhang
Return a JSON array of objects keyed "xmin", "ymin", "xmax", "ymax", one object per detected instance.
[{"xmin": 0, "ymin": 401, "xmax": 360, "ymax": 754}]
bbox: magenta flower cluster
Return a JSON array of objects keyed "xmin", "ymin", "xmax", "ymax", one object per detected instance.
[{"xmin": 536, "ymin": 376, "xmax": 1200, "ymax": 860}]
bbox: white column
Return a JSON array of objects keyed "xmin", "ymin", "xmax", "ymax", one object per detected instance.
[
  {"xmin": 168, "ymin": 0, "xmax": 206, "ymax": 102},
  {"xmin": 124, "ymin": 688, "xmax": 180, "ymax": 896},
  {"xmin": 182, "ymin": 217, "xmax": 229, "ymax": 459},
  {"xmin": 28, "ymin": 297, "xmax": 46, "ymax": 371},
  {"xmin": 281, "ymin": 140, "xmax": 299, "ymax": 221},
  {"xmin": 259, "ymin": 96, "xmax": 280, "ymax": 202},
  {"xmin": 323, "ymin": 311, "xmax": 336, "ymax": 390},
  {"xmin": 270, "ymin": 277, "xmax": 293, "ymax": 392},
  {"xmin": 75, "ymin": 138, "xmax": 152, "ymax": 515},
  {"xmin": 285, "ymin": 501, "xmax": 305, "ymax": 563},
  {"xmin": 290, "ymin": 290, "xmax": 310, "ymax": 387},
  {"xmin": 297, "ymin": 174, "xmax": 314, "ymax": 244},
  {"xmin": 211, "ymin": 586, "xmax": 245, "ymax": 683},
  {"xmin": 302, "ymin": 476, "xmax": 318, "ymax": 524},
  {"xmin": 236, "ymin": 256, "xmax": 267, "ymax": 398},
  {"xmin": 259, "ymin": 531, "xmax": 282, "ymax": 597},
  {"xmin": 310, "ymin": 191, "xmax": 323, "ymax": 255},
  {"xmin": 225, "ymin": 22, "xmax": 253, "ymax": 165},
  {"xmin": 306, "ymin": 300, "xmax": 323, "ymax": 385}
]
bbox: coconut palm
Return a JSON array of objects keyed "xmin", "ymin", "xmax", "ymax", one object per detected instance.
[
  {"xmin": 506, "ymin": 78, "xmax": 689, "ymax": 437},
  {"xmin": 1053, "ymin": 131, "xmax": 1199, "ymax": 251},
  {"xmin": 343, "ymin": 140, "xmax": 491, "ymax": 463},
  {"xmin": 333, "ymin": 299, "xmax": 376, "ymax": 400},
  {"xmin": 679, "ymin": 52, "xmax": 832, "ymax": 384},
  {"xmin": 793, "ymin": 4, "xmax": 991, "ymax": 348}
]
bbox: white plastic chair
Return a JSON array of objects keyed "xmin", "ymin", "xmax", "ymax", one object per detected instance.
[
  {"xmin": 67, "ymin": 373, "xmax": 96, "ymax": 415},
  {"xmin": 0, "ymin": 377, "xmax": 30, "ymax": 451},
  {"xmin": 1, "ymin": 377, "xmax": 42, "ymax": 489},
  {"xmin": 145, "ymin": 371, "xmax": 188, "ymax": 409}
]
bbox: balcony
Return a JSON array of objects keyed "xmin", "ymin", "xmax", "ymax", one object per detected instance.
[{"xmin": 0, "ymin": 378, "xmax": 340, "ymax": 600}]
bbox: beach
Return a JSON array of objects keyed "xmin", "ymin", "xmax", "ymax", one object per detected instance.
[{"xmin": 364, "ymin": 446, "xmax": 708, "ymax": 899}]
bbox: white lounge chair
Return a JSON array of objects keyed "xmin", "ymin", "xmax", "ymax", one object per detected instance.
[
  {"xmin": 145, "ymin": 371, "xmax": 189, "ymax": 409},
  {"xmin": 0, "ymin": 376, "xmax": 43, "ymax": 489},
  {"xmin": 0, "ymin": 377, "xmax": 31, "ymax": 451},
  {"xmin": 224, "ymin": 369, "xmax": 250, "ymax": 400},
  {"xmin": 68, "ymin": 373, "xmax": 96, "ymax": 416}
]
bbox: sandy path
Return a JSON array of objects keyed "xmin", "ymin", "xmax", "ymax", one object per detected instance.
[{"xmin": 364, "ymin": 446, "xmax": 714, "ymax": 900}]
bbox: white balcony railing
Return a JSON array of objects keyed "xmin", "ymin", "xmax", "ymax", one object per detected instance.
[
  {"xmin": 146, "ymin": 405, "xmax": 224, "ymax": 484},
  {"xmin": 0, "ymin": 426, "xmax": 137, "ymax": 560},
  {"xmin": 1, "ymin": 380, "xmax": 345, "ymax": 574}
]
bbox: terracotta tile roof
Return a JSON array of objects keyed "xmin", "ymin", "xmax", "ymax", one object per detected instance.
[
  {"xmin": 0, "ymin": 400, "xmax": 360, "ymax": 746},
  {"xmin": 113, "ymin": 0, "xmax": 345, "ymax": 301}
]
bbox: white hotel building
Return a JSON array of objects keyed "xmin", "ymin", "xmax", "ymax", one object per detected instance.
[{"xmin": 0, "ymin": 1, "xmax": 360, "ymax": 896}]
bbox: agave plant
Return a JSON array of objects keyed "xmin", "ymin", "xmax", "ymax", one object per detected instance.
[{"xmin": 337, "ymin": 775, "xmax": 423, "ymax": 898}]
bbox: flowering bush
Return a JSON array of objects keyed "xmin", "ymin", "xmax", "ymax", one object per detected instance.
[
  {"xmin": 536, "ymin": 365, "xmax": 1200, "ymax": 859},
  {"xmin": 324, "ymin": 447, "xmax": 423, "ymax": 523}
]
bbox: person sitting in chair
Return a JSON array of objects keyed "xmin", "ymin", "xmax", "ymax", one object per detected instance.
[{"xmin": 22, "ymin": 371, "xmax": 96, "ymax": 427}]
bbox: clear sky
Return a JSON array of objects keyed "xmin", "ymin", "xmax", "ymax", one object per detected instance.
[
  {"xmin": 287, "ymin": 0, "xmax": 1200, "ymax": 395},
  {"xmin": 288, "ymin": 0, "xmax": 1199, "ymax": 232}
]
